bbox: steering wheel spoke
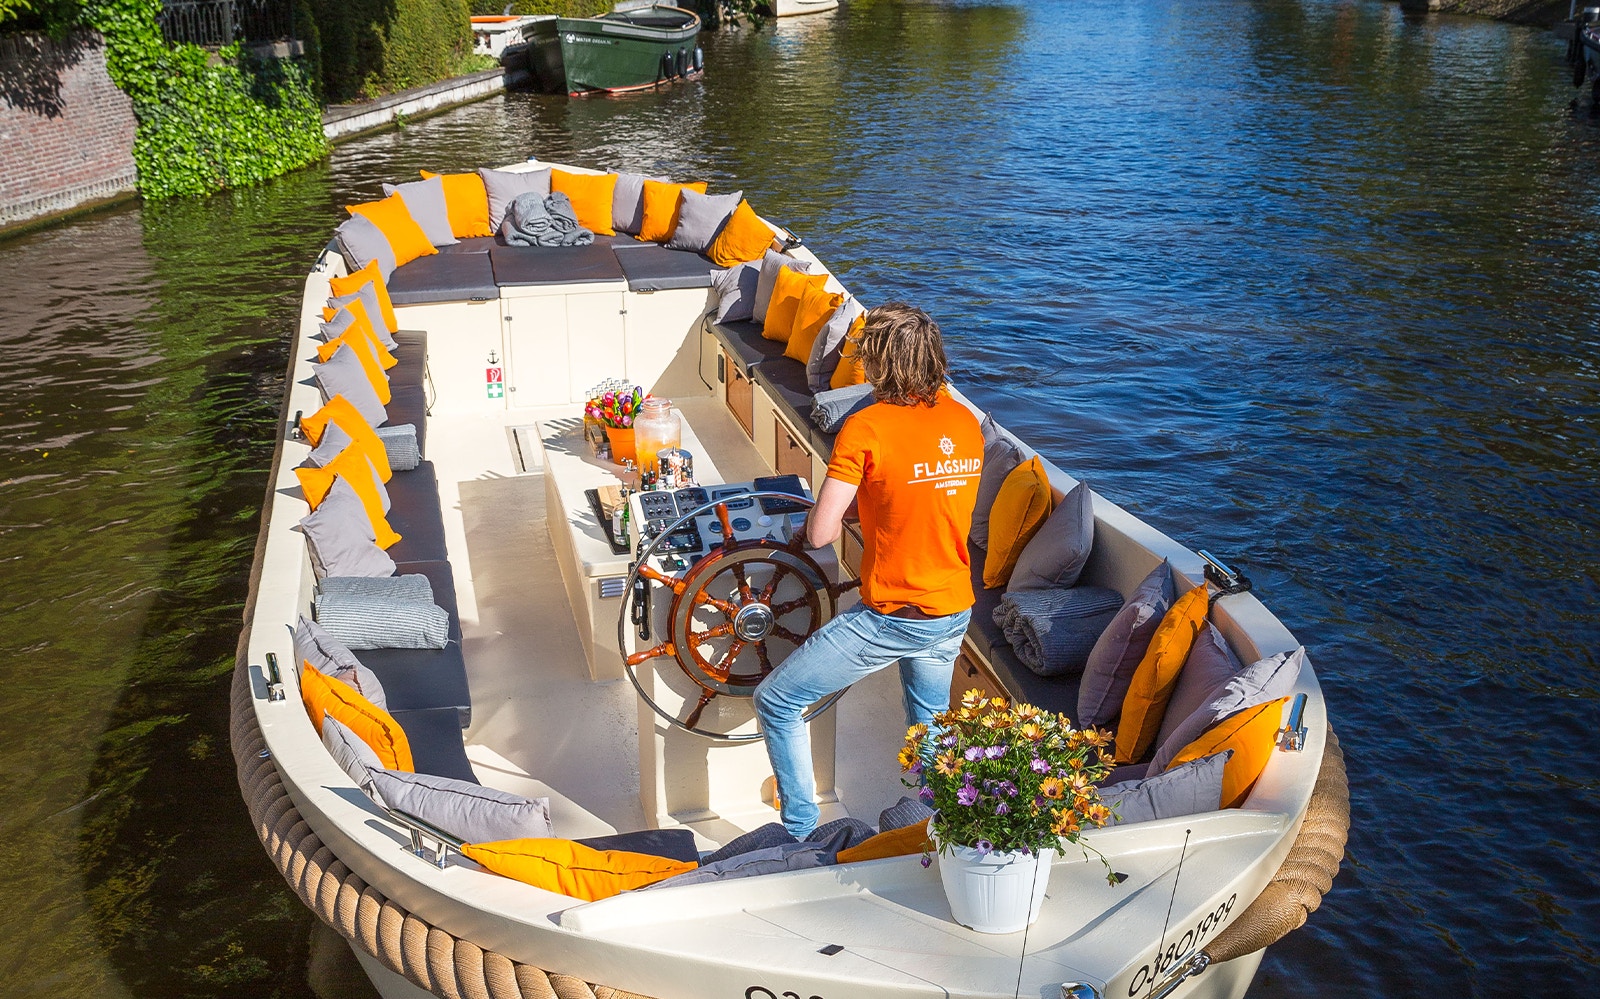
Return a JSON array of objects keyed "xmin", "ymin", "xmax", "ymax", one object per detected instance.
[{"xmin": 625, "ymin": 641, "xmax": 676, "ymax": 667}]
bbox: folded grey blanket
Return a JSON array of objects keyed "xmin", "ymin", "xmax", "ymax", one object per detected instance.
[
  {"xmin": 811, "ymin": 383, "xmax": 876, "ymax": 432},
  {"xmin": 315, "ymin": 591, "xmax": 450, "ymax": 650},
  {"xmin": 995, "ymin": 585, "xmax": 1124, "ymax": 678},
  {"xmin": 499, "ymin": 190, "xmax": 593, "ymax": 247}
]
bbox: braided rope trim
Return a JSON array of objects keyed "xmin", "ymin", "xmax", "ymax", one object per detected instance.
[{"xmin": 229, "ymin": 661, "xmax": 655, "ymax": 999}]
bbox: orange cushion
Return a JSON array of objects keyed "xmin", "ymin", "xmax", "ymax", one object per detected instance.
[
  {"xmin": 707, "ymin": 199, "xmax": 775, "ymax": 268},
  {"xmin": 981, "ymin": 457, "xmax": 1055, "ymax": 589},
  {"xmin": 347, "ymin": 194, "xmax": 438, "ymax": 268},
  {"xmin": 318, "ymin": 305, "xmax": 396, "ymax": 371},
  {"xmin": 762, "ymin": 266, "xmax": 828, "ymax": 343},
  {"xmin": 460, "ymin": 839, "xmax": 696, "ymax": 901},
  {"xmin": 420, "ymin": 170, "xmax": 492, "ymax": 238},
  {"xmin": 1166, "ymin": 696, "xmax": 1291, "ymax": 808},
  {"xmin": 328, "ymin": 260, "xmax": 399, "ymax": 333},
  {"xmin": 1114, "ymin": 585, "xmax": 1211, "ymax": 764},
  {"xmin": 295, "ymin": 447, "xmax": 401, "ymax": 549},
  {"xmin": 300, "ymin": 663, "xmax": 414, "ymax": 771},
  {"xmin": 317, "ymin": 328, "xmax": 390, "ymax": 405},
  {"xmin": 828, "ymin": 314, "xmax": 869, "ymax": 389},
  {"xmin": 784, "ymin": 283, "xmax": 844, "ymax": 364},
  {"xmin": 637, "ymin": 180, "xmax": 708, "ymax": 243},
  {"xmin": 551, "ymin": 169, "xmax": 619, "ymax": 236},
  {"xmin": 299, "ymin": 395, "xmax": 391, "ymax": 482},
  {"xmin": 836, "ymin": 822, "xmax": 932, "ymax": 863}
]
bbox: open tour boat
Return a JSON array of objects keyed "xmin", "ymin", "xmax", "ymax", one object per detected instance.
[{"xmin": 232, "ymin": 157, "xmax": 1349, "ymax": 999}]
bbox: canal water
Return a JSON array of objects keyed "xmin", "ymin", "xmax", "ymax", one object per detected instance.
[{"xmin": 2, "ymin": 1, "xmax": 1595, "ymax": 995}]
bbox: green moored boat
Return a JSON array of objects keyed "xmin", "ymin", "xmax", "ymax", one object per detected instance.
[{"xmin": 556, "ymin": 3, "xmax": 703, "ymax": 97}]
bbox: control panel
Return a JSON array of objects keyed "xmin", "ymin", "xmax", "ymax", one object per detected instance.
[{"xmin": 628, "ymin": 477, "xmax": 812, "ymax": 575}]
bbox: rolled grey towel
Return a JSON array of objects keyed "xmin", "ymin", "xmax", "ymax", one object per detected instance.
[
  {"xmin": 811, "ymin": 383, "xmax": 876, "ymax": 432},
  {"xmin": 314, "ymin": 591, "xmax": 450, "ymax": 650},
  {"xmin": 320, "ymin": 573, "xmax": 433, "ymax": 603},
  {"xmin": 375, "ymin": 423, "xmax": 421, "ymax": 470},
  {"xmin": 499, "ymin": 190, "xmax": 593, "ymax": 247},
  {"xmin": 995, "ymin": 586, "xmax": 1124, "ymax": 678}
]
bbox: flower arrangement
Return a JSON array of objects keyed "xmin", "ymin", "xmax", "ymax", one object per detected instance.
[
  {"xmin": 586, "ymin": 383, "xmax": 645, "ymax": 429},
  {"xmin": 900, "ymin": 689, "xmax": 1117, "ymax": 878}
]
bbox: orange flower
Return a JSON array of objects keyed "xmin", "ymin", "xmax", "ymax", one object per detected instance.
[
  {"xmin": 1086, "ymin": 803, "xmax": 1112, "ymax": 826},
  {"xmin": 960, "ymin": 688, "xmax": 987, "ymax": 708},
  {"xmin": 1020, "ymin": 722, "xmax": 1045, "ymax": 742},
  {"xmin": 1040, "ymin": 777, "xmax": 1066, "ymax": 800},
  {"xmin": 1051, "ymin": 810, "xmax": 1081, "ymax": 837},
  {"xmin": 989, "ymin": 696, "xmax": 1010, "ymax": 712},
  {"xmin": 935, "ymin": 752, "xmax": 962, "ymax": 777},
  {"xmin": 905, "ymin": 723, "xmax": 928, "ymax": 743},
  {"xmin": 897, "ymin": 745, "xmax": 918, "ymax": 771}
]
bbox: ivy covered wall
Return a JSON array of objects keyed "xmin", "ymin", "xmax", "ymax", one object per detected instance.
[{"xmin": 312, "ymin": 0, "xmax": 477, "ymax": 103}]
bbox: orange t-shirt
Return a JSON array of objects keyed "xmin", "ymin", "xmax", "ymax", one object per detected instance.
[{"xmin": 826, "ymin": 392, "xmax": 984, "ymax": 616}]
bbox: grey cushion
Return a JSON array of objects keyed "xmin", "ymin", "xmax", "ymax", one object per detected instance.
[
  {"xmin": 711, "ymin": 318, "xmax": 789, "ymax": 375},
  {"xmin": 294, "ymin": 614, "xmax": 387, "ymax": 710},
  {"xmin": 811, "ymin": 383, "xmax": 876, "ymax": 433},
  {"xmin": 382, "ymin": 175, "xmax": 458, "ymax": 247},
  {"xmin": 807, "ymin": 294, "xmax": 865, "ymax": 392},
  {"xmin": 385, "ymin": 251, "xmax": 499, "ymax": 305},
  {"xmin": 807, "ymin": 816, "xmax": 877, "ymax": 853},
  {"xmin": 368, "ymin": 768, "xmax": 551, "ymax": 843},
  {"xmin": 1153, "ymin": 623, "xmax": 1243, "ymax": 753},
  {"xmin": 488, "ymin": 243, "xmax": 625, "ymax": 286},
  {"xmin": 479, "ymin": 166, "xmax": 551, "ymax": 231},
  {"xmin": 313, "ymin": 343, "xmax": 388, "ymax": 429},
  {"xmin": 1149, "ymin": 647, "xmax": 1306, "ymax": 773},
  {"xmin": 391, "ymin": 707, "xmax": 477, "ymax": 783},
  {"xmin": 712, "ymin": 259, "xmax": 761, "ymax": 323},
  {"xmin": 314, "ymin": 591, "xmax": 450, "ymax": 650},
  {"xmin": 643, "ymin": 842, "xmax": 834, "ymax": 890},
  {"xmin": 702, "ymin": 822, "xmax": 797, "ymax": 864},
  {"xmin": 322, "ymin": 714, "xmax": 384, "ymax": 792},
  {"xmin": 1077, "ymin": 560, "xmax": 1175, "ymax": 728},
  {"xmin": 664, "ymin": 188, "xmax": 742, "ymax": 253},
  {"xmin": 299, "ymin": 479, "xmax": 396, "ymax": 580},
  {"xmin": 334, "ymin": 215, "xmax": 396, "ymax": 280},
  {"xmin": 1101, "ymin": 752, "xmax": 1230, "ymax": 825},
  {"xmin": 612, "ymin": 242, "xmax": 723, "ymax": 291},
  {"xmin": 383, "ymin": 462, "xmax": 449, "ymax": 565},
  {"xmin": 611, "ymin": 172, "xmax": 663, "ymax": 235},
  {"xmin": 329, "ymin": 281, "xmax": 397, "ymax": 346},
  {"xmin": 752, "ymin": 250, "xmax": 813, "ymax": 324},
  {"xmin": 576, "ymin": 829, "xmax": 700, "ymax": 863},
  {"xmin": 1008, "ymin": 479, "xmax": 1094, "ymax": 592},
  {"xmin": 879, "ymin": 795, "xmax": 934, "ymax": 833},
  {"xmin": 321, "ymin": 573, "xmax": 433, "ymax": 602},
  {"xmin": 318, "ymin": 306, "xmax": 357, "ymax": 344},
  {"xmin": 971, "ymin": 415, "xmax": 1031, "ymax": 550},
  {"xmin": 376, "ymin": 423, "xmax": 421, "ymax": 471}
]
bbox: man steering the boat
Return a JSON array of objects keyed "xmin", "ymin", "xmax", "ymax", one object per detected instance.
[{"xmin": 753, "ymin": 303, "xmax": 983, "ymax": 838}]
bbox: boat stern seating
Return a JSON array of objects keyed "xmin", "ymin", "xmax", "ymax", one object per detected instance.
[
  {"xmin": 963, "ymin": 538, "xmax": 1082, "ymax": 718},
  {"xmin": 385, "ymin": 331, "xmax": 430, "ymax": 456},
  {"xmin": 489, "ymin": 243, "xmax": 628, "ymax": 286},
  {"xmin": 613, "ymin": 242, "xmax": 727, "ymax": 292},
  {"xmin": 390, "ymin": 706, "xmax": 479, "ymax": 783}
]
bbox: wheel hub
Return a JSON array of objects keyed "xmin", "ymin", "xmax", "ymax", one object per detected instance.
[{"xmin": 733, "ymin": 602, "xmax": 776, "ymax": 642}]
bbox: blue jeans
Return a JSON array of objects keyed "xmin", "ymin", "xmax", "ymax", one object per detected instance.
[{"xmin": 752, "ymin": 603, "xmax": 971, "ymax": 838}]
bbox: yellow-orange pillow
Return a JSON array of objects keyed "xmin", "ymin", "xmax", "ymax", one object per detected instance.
[
  {"xmin": 550, "ymin": 169, "xmax": 619, "ymax": 236},
  {"xmin": 298, "ymin": 395, "xmax": 391, "ymax": 482},
  {"xmin": 347, "ymin": 194, "xmax": 438, "ymax": 269},
  {"xmin": 318, "ymin": 310, "xmax": 396, "ymax": 372},
  {"xmin": 637, "ymin": 180, "xmax": 708, "ymax": 243},
  {"xmin": 321, "ymin": 298, "xmax": 395, "ymax": 370},
  {"xmin": 460, "ymin": 839, "xmax": 695, "ymax": 901},
  {"xmin": 707, "ymin": 200, "xmax": 775, "ymax": 268},
  {"xmin": 328, "ymin": 260, "xmax": 399, "ymax": 334},
  {"xmin": 982, "ymin": 457, "xmax": 1055, "ymax": 589},
  {"xmin": 763, "ymin": 266, "xmax": 828, "ymax": 343},
  {"xmin": 829, "ymin": 314, "xmax": 869, "ymax": 389},
  {"xmin": 420, "ymin": 170, "xmax": 492, "ymax": 238},
  {"xmin": 1166, "ymin": 696, "xmax": 1291, "ymax": 808},
  {"xmin": 836, "ymin": 821, "xmax": 932, "ymax": 863},
  {"xmin": 300, "ymin": 663, "xmax": 414, "ymax": 771},
  {"xmin": 783, "ymin": 283, "xmax": 844, "ymax": 364},
  {"xmin": 317, "ymin": 327, "xmax": 390, "ymax": 405},
  {"xmin": 1114, "ymin": 585, "xmax": 1211, "ymax": 765},
  {"xmin": 295, "ymin": 447, "xmax": 401, "ymax": 549}
]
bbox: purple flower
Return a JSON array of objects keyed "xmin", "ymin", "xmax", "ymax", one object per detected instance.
[
  {"xmin": 941, "ymin": 733, "xmax": 957, "ymax": 747},
  {"xmin": 909, "ymin": 760, "xmax": 924, "ymax": 776},
  {"xmin": 1030, "ymin": 757, "xmax": 1050, "ymax": 774},
  {"xmin": 995, "ymin": 801, "xmax": 1010, "ymax": 815},
  {"xmin": 964, "ymin": 746, "xmax": 984, "ymax": 761},
  {"xmin": 957, "ymin": 783, "xmax": 980, "ymax": 807},
  {"xmin": 920, "ymin": 854, "xmax": 932, "ymax": 868},
  {"xmin": 918, "ymin": 784, "xmax": 935, "ymax": 802},
  {"xmin": 975, "ymin": 839, "xmax": 994, "ymax": 857},
  {"xmin": 997, "ymin": 780, "xmax": 1018, "ymax": 797},
  {"xmin": 984, "ymin": 744, "xmax": 1008, "ymax": 759}
]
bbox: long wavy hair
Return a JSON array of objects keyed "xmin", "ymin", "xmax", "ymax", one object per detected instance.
[{"xmin": 858, "ymin": 302, "xmax": 949, "ymax": 407}]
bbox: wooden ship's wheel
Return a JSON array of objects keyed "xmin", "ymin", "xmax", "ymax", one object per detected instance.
[{"xmin": 617, "ymin": 492, "xmax": 860, "ymax": 742}]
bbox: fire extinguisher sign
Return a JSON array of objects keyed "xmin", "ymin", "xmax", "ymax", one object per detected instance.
[{"xmin": 486, "ymin": 366, "xmax": 504, "ymax": 399}]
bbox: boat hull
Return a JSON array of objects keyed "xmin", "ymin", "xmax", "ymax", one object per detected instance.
[
  {"xmin": 773, "ymin": 0, "xmax": 840, "ymax": 15},
  {"xmin": 556, "ymin": 8, "xmax": 702, "ymax": 95}
]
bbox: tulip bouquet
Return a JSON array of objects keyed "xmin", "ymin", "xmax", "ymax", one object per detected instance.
[
  {"xmin": 586, "ymin": 383, "xmax": 644, "ymax": 429},
  {"xmin": 900, "ymin": 689, "xmax": 1117, "ymax": 878}
]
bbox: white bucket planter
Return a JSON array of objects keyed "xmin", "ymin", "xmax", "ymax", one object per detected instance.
[{"xmin": 936, "ymin": 842, "xmax": 1055, "ymax": 934}]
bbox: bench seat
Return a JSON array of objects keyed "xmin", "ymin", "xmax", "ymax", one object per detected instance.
[
  {"xmin": 489, "ymin": 243, "xmax": 626, "ymax": 286},
  {"xmin": 392, "ymin": 707, "xmax": 479, "ymax": 783},
  {"xmin": 751, "ymin": 355, "xmax": 836, "ymax": 457},
  {"xmin": 357, "ymin": 559, "xmax": 472, "ymax": 726},
  {"xmin": 384, "ymin": 461, "xmax": 448, "ymax": 565},
  {"xmin": 963, "ymin": 540, "xmax": 1084, "ymax": 720},
  {"xmin": 386, "ymin": 253, "xmax": 499, "ymax": 305},
  {"xmin": 613, "ymin": 242, "xmax": 725, "ymax": 292}
]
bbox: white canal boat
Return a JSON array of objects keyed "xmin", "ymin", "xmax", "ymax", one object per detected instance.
[
  {"xmin": 233, "ymin": 158, "xmax": 1348, "ymax": 999},
  {"xmin": 772, "ymin": 0, "xmax": 840, "ymax": 17}
]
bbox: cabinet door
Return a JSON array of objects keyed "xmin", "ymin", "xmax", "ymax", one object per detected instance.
[
  {"xmin": 505, "ymin": 296, "xmax": 570, "ymax": 407},
  {"xmin": 775, "ymin": 421, "xmax": 812, "ymax": 480},
  {"xmin": 726, "ymin": 364, "xmax": 754, "ymax": 437},
  {"xmin": 566, "ymin": 292, "xmax": 626, "ymax": 402}
]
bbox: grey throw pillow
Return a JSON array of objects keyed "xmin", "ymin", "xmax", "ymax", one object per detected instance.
[
  {"xmin": 321, "ymin": 573, "xmax": 434, "ymax": 603},
  {"xmin": 1101, "ymin": 751, "xmax": 1230, "ymax": 825},
  {"xmin": 322, "ymin": 714, "xmax": 384, "ymax": 793},
  {"xmin": 611, "ymin": 171, "xmax": 663, "ymax": 235},
  {"xmin": 294, "ymin": 614, "xmax": 387, "ymax": 709},
  {"xmin": 318, "ymin": 306, "xmax": 356, "ymax": 344},
  {"xmin": 1077, "ymin": 559, "xmax": 1175, "ymax": 728},
  {"xmin": 298, "ymin": 479, "xmax": 396, "ymax": 581},
  {"xmin": 712, "ymin": 259, "xmax": 762, "ymax": 323},
  {"xmin": 301, "ymin": 446, "xmax": 389, "ymax": 513},
  {"xmin": 970, "ymin": 415, "xmax": 1031, "ymax": 549},
  {"xmin": 811, "ymin": 383, "xmax": 876, "ymax": 433},
  {"xmin": 479, "ymin": 166, "xmax": 551, "ymax": 232},
  {"xmin": 313, "ymin": 343, "xmax": 388, "ymax": 429},
  {"xmin": 878, "ymin": 795, "xmax": 935, "ymax": 833},
  {"xmin": 375, "ymin": 423, "xmax": 421, "ymax": 470},
  {"xmin": 752, "ymin": 250, "xmax": 813, "ymax": 324},
  {"xmin": 367, "ymin": 769, "xmax": 554, "ymax": 844},
  {"xmin": 642, "ymin": 842, "xmax": 834, "ymax": 890},
  {"xmin": 807, "ymin": 294, "xmax": 865, "ymax": 392},
  {"xmin": 334, "ymin": 214, "xmax": 397, "ymax": 280},
  {"xmin": 1149, "ymin": 647, "xmax": 1306, "ymax": 773},
  {"xmin": 382, "ymin": 175, "xmax": 458, "ymax": 247},
  {"xmin": 314, "ymin": 591, "xmax": 450, "ymax": 650},
  {"xmin": 327, "ymin": 283, "xmax": 397, "ymax": 347},
  {"xmin": 1008, "ymin": 479, "xmax": 1095, "ymax": 592},
  {"xmin": 664, "ymin": 188, "xmax": 743, "ymax": 253},
  {"xmin": 1153, "ymin": 623, "xmax": 1244, "ymax": 753}
]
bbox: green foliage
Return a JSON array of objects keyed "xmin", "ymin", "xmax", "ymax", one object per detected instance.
[
  {"xmin": 80, "ymin": 0, "xmax": 326, "ymax": 200},
  {"xmin": 311, "ymin": 0, "xmax": 476, "ymax": 103},
  {"xmin": 468, "ymin": 0, "xmax": 610, "ymax": 15}
]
